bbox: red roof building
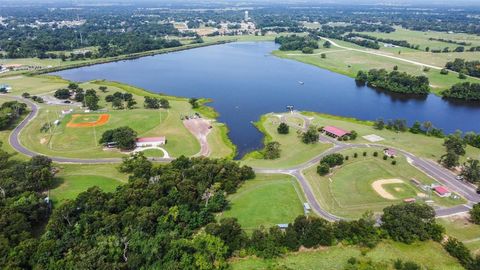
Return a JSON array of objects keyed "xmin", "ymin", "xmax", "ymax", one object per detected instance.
[
  {"xmin": 323, "ymin": 126, "xmax": 350, "ymax": 138},
  {"xmin": 434, "ymin": 186, "xmax": 451, "ymax": 197}
]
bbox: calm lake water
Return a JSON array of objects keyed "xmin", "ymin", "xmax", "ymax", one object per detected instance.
[{"xmin": 53, "ymin": 42, "xmax": 480, "ymax": 158}]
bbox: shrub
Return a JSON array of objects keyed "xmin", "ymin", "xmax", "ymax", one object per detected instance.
[
  {"xmin": 383, "ymin": 155, "xmax": 388, "ymax": 160},
  {"xmin": 302, "ymin": 127, "xmax": 319, "ymax": 144},
  {"xmin": 354, "ymin": 153, "xmax": 358, "ymax": 158},
  {"xmin": 263, "ymin": 141, "xmax": 281, "ymax": 159},
  {"xmin": 277, "ymin": 122, "xmax": 289, "ymax": 134},
  {"xmin": 373, "ymin": 151, "xmax": 378, "ymax": 157},
  {"xmin": 345, "ymin": 155, "xmax": 349, "ymax": 160},
  {"xmin": 363, "ymin": 151, "xmax": 367, "ymax": 157},
  {"xmin": 391, "ymin": 160, "xmax": 397, "ymax": 165},
  {"xmin": 302, "ymin": 47, "xmax": 314, "ymax": 54},
  {"xmin": 317, "ymin": 163, "xmax": 330, "ymax": 176},
  {"xmin": 320, "ymin": 153, "xmax": 344, "ymax": 168},
  {"xmin": 440, "ymin": 68, "xmax": 449, "ymax": 75}
]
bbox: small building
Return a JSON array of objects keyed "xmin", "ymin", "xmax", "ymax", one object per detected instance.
[
  {"xmin": 434, "ymin": 186, "xmax": 451, "ymax": 197},
  {"xmin": 136, "ymin": 136, "xmax": 166, "ymax": 147},
  {"xmin": 384, "ymin": 148, "xmax": 397, "ymax": 157},
  {"xmin": 323, "ymin": 126, "xmax": 350, "ymax": 139}
]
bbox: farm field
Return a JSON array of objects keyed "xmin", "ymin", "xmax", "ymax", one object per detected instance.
[
  {"xmin": 303, "ymin": 148, "xmax": 464, "ymax": 219},
  {"xmin": 242, "ymin": 114, "xmax": 333, "ymax": 169},
  {"xmin": 221, "ymin": 174, "xmax": 305, "ymax": 231},
  {"xmin": 50, "ymin": 163, "xmax": 128, "ymax": 204},
  {"xmin": 230, "ymin": 240, "xmax": 463, "ymax": 270}
]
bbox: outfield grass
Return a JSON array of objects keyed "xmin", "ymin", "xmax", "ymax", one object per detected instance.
[
  {"xmin": 50, "ymin": 163, "xmax": 128, "ymax": 204},
  {"xmin": 242, "ymin": 114, "xmax": 333, "ymax": 169},
  {"xmin": 438, "ymin": 216, "xmax": 480, "ymax": 256},
  {"xmin": 221, "ymin": 174, "xmax": 305, "ymax": 231},
  {"xmin": 303, "ymin": 148, "xmax": 464, "ymax": 219},
  {"xmin": 230, "ymin": 240, "xmax": 463, "ymax": 270}
]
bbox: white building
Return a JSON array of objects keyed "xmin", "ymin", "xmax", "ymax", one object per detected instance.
[{"xmin": 135, "ymin": 136, "xmax": 166, "ymax": 147}]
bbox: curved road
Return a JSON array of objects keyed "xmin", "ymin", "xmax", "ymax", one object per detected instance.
[{"xmin": 4, "ymin": 95, "xmax": 478, "ymax": 220}]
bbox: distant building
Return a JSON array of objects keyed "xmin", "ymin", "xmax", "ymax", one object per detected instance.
[
  {"xmin": 384, "ymin": 148, "xmax": 397, "ymax": 157},
  {"xmin": 434, "ymin": 186, "xmax": 451, "ymax": 197},
  {"xmin": 135, "ymin": 136, "xmax": 166, "ymax": 147},
  {"xmin": 322, "ymin": 126, "xmax": 350, "ymax": 139}
]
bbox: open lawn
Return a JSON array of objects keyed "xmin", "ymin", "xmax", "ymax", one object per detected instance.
[
  {"xmin": 221, "ymin": 174, "xmax": 305, "ymax": 231},
  {"xmin": 50, "ymin": 163, "xmax": 128, "ymax": 204},
  {"xmin": 305, "ymin": 112, "xmax": 480, "ymax": 162},
  {"xmin": 303, "ymin": 148, "xmax": 464, "ymax": 219},
  {"xmin": 0, "ymin": 75, "xmax": 69, "ymax": 96},
  {"xmin": 438, "ymin": 216, "xmax": 480, "ymax": 256},
  {"xmin": 242, "ymin": 114, "xmax": 333, "ymax": 169},
  {"xmin": 230, "ymin": 240, "xmax": 463, "ymax": 270},
  {"xmin": 12, "ymin": 77, "xmax": 234, "ymax": 159}
]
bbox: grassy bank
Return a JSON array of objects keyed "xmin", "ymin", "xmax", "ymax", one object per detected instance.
[{"xmin": 230, "ymin": 240, "xmax": 463, "ymax": 270}]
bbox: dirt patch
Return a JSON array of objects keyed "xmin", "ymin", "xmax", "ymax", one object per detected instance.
[
  {"xmin": 67, "ymin": 114, "xmax": 110, "ymax": 128},
  {"xmin": 371, "ymin": 178, "xmax": 404, "ymax": 200},
  {"xmin": 183, "ymin": 118, "xmax": 212, "ymax": 157},
  {"xmin": 40, "ymin": 138, "xmax": 47, "ymax": 144}
]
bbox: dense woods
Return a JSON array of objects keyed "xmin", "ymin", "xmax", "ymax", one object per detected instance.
[
  {"xmin": 442, "ymin": 82, "xmax": 480, "ymax": 101},
  {"xmin": 356, "ymin": 69, "xmax": 430, "ymax": 95},
  {"xmin": 275, "ymin": 35, "xmax": 319, "ymax": 51},
  {"xmin": 445, "ymin": 59, "xmax": 480, "ymax": 78}
]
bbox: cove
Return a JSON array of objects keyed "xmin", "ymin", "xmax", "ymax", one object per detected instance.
[{"xmin": 52, "ymin": 42, "xmax": 480, "ymax": 158}]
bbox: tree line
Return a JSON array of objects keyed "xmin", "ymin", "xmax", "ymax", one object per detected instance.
[
  {"xmin": 442, "ymin": 82, "xmax": 480, "ymax": 101},
  {"xmin": 445, "ymin": 58, "xmax": 480, "ymax": 78},
  {"xmin": 346, "ymin": 33, "xmax": 419, "ymax": 49},
  {"xmin": 356, "ymin": 69, "xmax": 430, "ymax": 95}
]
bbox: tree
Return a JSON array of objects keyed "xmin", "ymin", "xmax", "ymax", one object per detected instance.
[
  {"xmin": 144, "ymin": 96, "xmax": 160, "ymax": 109},
  {"xmin": 444, "ymin": 133, "xmax": 466, "ymax": 156},
  {"xmin": 459, "ymin": 72, "xmax": 467, "ymax": 79},
  {"xmin": 21, "ymin": 92, "xmax": 30, "ymax": 98},
  {"xmin": 191, "ymin": 233, "xmax": 228, "ymax": 270},
  {"xmin": 84, "ymin": 89, "xmax": 99, "ymax": 110},
  {"xmin": 302, "ymin": 47, "xmax": 314, "ymax": 54},
  {"xmin": 461, "ymin": 159, "xmax": 480, "ymax": 183},
  {"xmin": 99, "ymin": 86, "xmax": 108, "ymax": 92},
  {"xmin": 263, "ymin": 141, "xmax": 281, "ymax": 159},
  {"xmin": 277, "ymin": 123, "xmax": 289, "ymax": 134},
  {"xmin": 410, "ymin": 121, "xmax": 422, "ymax": 134},
  {"xmin": 126, "ymin": 99, "xmax": 137, "ymax": 109},
  {"xmin": 205, "ymin": 218, "xmax": 246, "ymax": 255},
  {"xmin": 99, "ymin": 126, "xmax": 137, "ymax": 150},
  {"xmin": 381, "ymin": 203, "xmax": 443, "ymax": 244},
  {"xmin": 441, "ymin": 151, "xmax": 459, "ymax": 169},
  {"xmin": 189, "ymin": 98, "xmax": 199, "ymax": 109},
  {"xmin": 323, "ymin": 41, "xmax": 331, "ymax": 48},
  {"xmin": 320, "ymin": 153, "xmax": 344, "ymax": 168},
  {"xmin": 374, "ymin": 118, "xmax": 385, "ymax": 130},
  {"xmin": 422, "ymin": 121, "xmax": 433, "ymax": 135},
  {"xmin": 349, "ymin": 130, "xmax": 357, "ymax": 140},
  {"xmin": 440, "ymin": 68, "xmax": 449, "ymax": 75},
  {"xmin": 112, "ymin": 98, "xmax": 124, "ymax": 109},
  {"xmin": 159, "ymin": 98, "xmax": 170, "ymax": 109},
  {"xmin": 320, "ymin": 53, "xmax": 326, "ymax": 59},
  {"xmin": 317, "ymin": 163, "xmax": 330, "ymax": 176},
  {"xmin": 301, "ymin": 127, "xmax": 319, "ymax": 144},
  {"xmin": 470, "ymin": 203, "xmax": 480, "ymax": 225},
  {"xmin": 53, "ymin": 88, "xmax": 71, "ymax": 99}
]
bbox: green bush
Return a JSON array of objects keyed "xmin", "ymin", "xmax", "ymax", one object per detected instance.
[
  {"xmin": 391, "ymin": 160, "xmax": 397, "ymax": 165},
  {"xmin": 373, "ymin": 151, "xmax": 378, "ymax": 157},
  {"xmin": 383, "ymin": 155, "xmax": 388, "ymax": 160},
  {"xmin": 354, "ymin": 153, "xmax": 358, "ymax": 158}
]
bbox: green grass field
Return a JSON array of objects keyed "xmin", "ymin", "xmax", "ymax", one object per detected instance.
[
  {"xmin": 305, "ymin": 112, "xmax": 480, "ymax": 162},
  {"xmin": 438, "ymin": 216, "xmax": 480, "ymax": 256},
  {"xmin": 49, "ymin": 163, "xmax": 128, "ymax": 204},
  {"xmin": 242, "ymin": 114, "xmax": 333, "ymax": 169},
  {"xmin": 10, "ymin": 77, "xmax": 233, "ymax": 159},
  {"xmin": 230, "ymin": 240, "xmax": 463, "ymax": 270},
  {"xmin": 303, "ymin": 148, "xmax": 464, "ymax": 219},
  {"xmin": 221, "ymin": 174, "xmax": 305, "ymax": 231}
]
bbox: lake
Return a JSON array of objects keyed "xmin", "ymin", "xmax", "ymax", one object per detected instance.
[{"xmin": 53, "ymin": 42, "xmax": 480, "ymax": 158}]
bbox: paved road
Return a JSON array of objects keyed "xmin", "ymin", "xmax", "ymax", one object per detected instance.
[{"xmin": 4, "ymin": 95, "xmax": 478, "ymax": 220}]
